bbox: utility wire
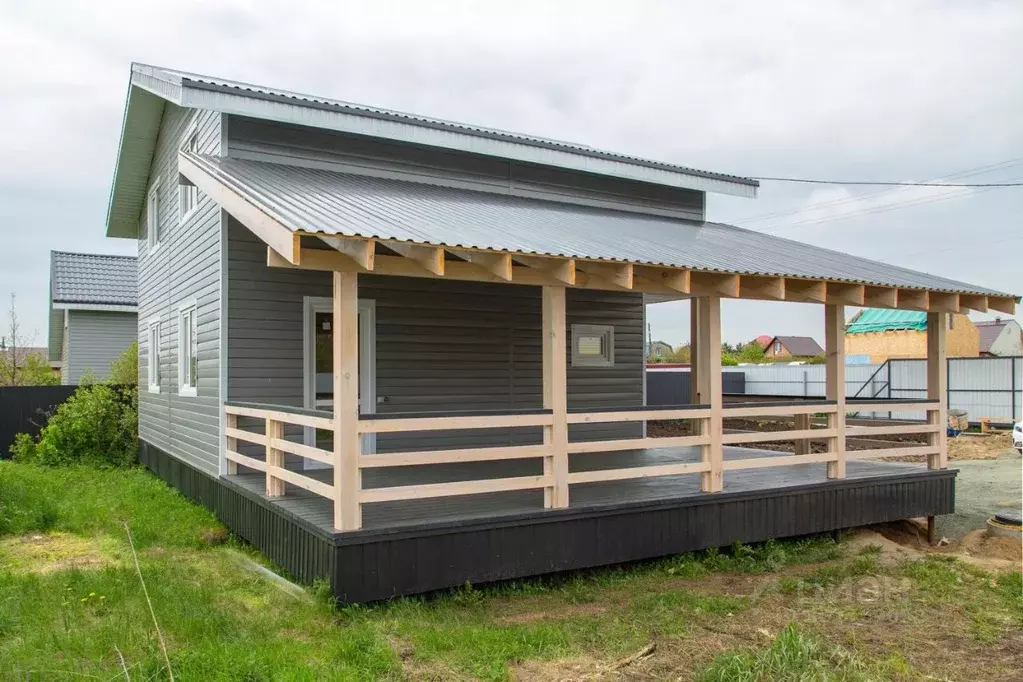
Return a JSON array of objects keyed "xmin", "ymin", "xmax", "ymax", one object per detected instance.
[{"xmin": 750, "ymin": 177, "xmax": 1023, "ymax": 187}]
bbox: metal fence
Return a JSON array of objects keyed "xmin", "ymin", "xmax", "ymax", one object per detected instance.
[
  {"xmin": 646, "ymin": 370, "xmax": 745, "ymax": 405},
  {"xmin": 648, "ymin": 356, "xmax": 1022, "ymax": 426},
  {"xmin": 0, "ymin": 385, "xmax": 78, "ymax": 458}
]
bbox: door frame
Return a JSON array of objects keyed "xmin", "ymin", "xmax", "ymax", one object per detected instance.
[{"xmin": 302, "ymin": 296, "xmax": 376, "ymax": 457}]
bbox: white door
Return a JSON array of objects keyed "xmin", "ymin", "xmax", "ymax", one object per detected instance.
[{"xmin": 302, "ymin": 296, "xmax": 376, "ymax": 466}]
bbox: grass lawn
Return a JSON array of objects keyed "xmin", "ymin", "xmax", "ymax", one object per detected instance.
[{"xmin": 1, "ymin": 461, "xmax": 1020, "ymax": 681}]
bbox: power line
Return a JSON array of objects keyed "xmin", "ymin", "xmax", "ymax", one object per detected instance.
[{"xmin": 750, "ymin": 177, "xmax": 1023, "ymax": 187}]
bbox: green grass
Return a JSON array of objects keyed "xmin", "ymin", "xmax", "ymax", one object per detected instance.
[{"xmin": 1, "ymin": 460, "xmax": 1020, "ymax": 681}]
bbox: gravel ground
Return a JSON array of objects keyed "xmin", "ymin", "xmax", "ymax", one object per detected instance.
[{"xmin": 937, "ymin": 448, "xmax": 1023, "ymax": 541}]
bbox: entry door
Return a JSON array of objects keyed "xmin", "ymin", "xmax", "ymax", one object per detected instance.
[{"xmin": 303, "ymin": 297, "xmax": 376, "ymax": 462}]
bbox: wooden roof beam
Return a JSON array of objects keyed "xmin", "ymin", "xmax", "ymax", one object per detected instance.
[
  {"xmin": 784, "ymin": 278, "xmax": 827, "ymax": 304},
  {"xmin": 691, "ymin": 271, "xmax": 740, "ymax": 298},
  {"xmin": 988, "ymin": 296, "xmax": 1017, "ymax": 315},
  {"xmin": 635, "ymin": 266, "xmax": 690, "ymax": 294},
  {"xmin": 576, "ymin": 261, "xmax": 633, "ymax": 289},
  {"xmin": 318, "ymin": 236, "xmax": 375, "ymax": 271},
  {"xmin": 863, "ymin": 285, "xmax": 898, "ymax": 308},
  {"xmin": 928, "ymin": 292, "xmax": 960, "ymax": 313},
  {"xmin": 513, "ymin": 255, "xmax": 576, "ymax": 285},
  {"xmin": 387, "ymin": 242, "xmax": 445, "ymax": 276},
  {"xmin": 450, "ymin": 249, "xmax": 513, "ymax": 281},
  {"xmin": 959, "ymin": 294, "xmax": 988, "ymax": 313},
  {"xmin": 896, "ymin": 288, "xmax": 928, "ymax": 311},
  {"xmin": 740, "ymin": 275, "xmax": 785, "ymax": 301},
  {"xmin": 826, "ymin": 282, "xmax": 865, "ymax": 306}
]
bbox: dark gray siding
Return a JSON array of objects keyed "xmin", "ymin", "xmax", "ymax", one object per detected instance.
[
  {"xmin": 64, "ymin": 310, "xmax": 137, "ymax": 384},
  {"xmin": 226, "ymin": 116, "xmax": 705, "ymax": 221},
  {"xmin": 138, "ymin": 105, "xmax": 223, "ymax": 475},
  {"xmin": 226, "ymin": 218, "xmax": 643, "ymax": 452}
]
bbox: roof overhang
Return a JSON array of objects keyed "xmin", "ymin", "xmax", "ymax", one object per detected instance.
[
  {"xmin": 105, "ymin": 63, "xmax": 759, "ymax": 238},
  {"xmin": 178, "ymin": 152, "xmax": 1018, "ymax": 315},
  {"xmin": 52, "ymin": 303, "xmax": 139, "ymax": 313}
]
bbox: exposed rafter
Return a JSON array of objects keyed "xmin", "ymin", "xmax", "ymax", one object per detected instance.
[
  {"xmin": 826, "ymin": 282, "xmax": 865, "ymax": 306},
  {"xmin": 896, "ymin": 289, "xmax": 928, "ymax": 311},
  {"xmin": 988, "ymin": 296, "xmax": 1016, "ymax": 315},
  {"xmin": 928, "ymin": 292, "xmax": 960, "ymax": 314},
  {"xmin": 636, "ymin": 266, "xmax": 690, "ymax": 294},
  {"xmin": 319, "ymin": 236, "xmax": 375, "ymax": 271},
  {"xmin": 959, "ymin": 294, "xmax": 988, "ymax": 313},
  {"xmin": 691, "ymin": 272, "xmax": 740, "ymax": 298},
  {"xmin": 512, "ymin": 255, "xmax": 576, "ymax": 285},
  {"xmin": 576, "ymin": 261, "xmax": 633, "ymax": 289},
  {"xmin": 387, "ymin": 242, "xmax": 445, "ymax": 276},
  {"xmin": 863, "ymin": 285, "xmax": 898, "ymax": 309},
  {"xmin": 450, "ymin": 249, "xmax": 513, "ymax": 281},
  {"xmin": 784, "ymin": 278, "xmax": 826, "ymax": 303},
  {"xmin": 740, "ymin": 276, "xmax": 785, "ymax": 301}
]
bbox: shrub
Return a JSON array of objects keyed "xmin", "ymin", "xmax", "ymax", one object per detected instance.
[{"xmin": 10, "ymin": 344, "xmax": 138, "ymax": 467}]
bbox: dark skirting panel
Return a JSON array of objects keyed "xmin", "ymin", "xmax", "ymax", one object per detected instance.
[{"xmin": 138, "ymin": 441, "xmax": 955, "ymax": 604}]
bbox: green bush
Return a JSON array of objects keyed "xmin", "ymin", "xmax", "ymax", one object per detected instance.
[{"xmin": 9, "ymin": 344, "xmax": 138, "ymax": 467}]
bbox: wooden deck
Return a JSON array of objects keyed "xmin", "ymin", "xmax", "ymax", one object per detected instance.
[{"xmin": 224, "ymin": 445, "xmax": 931, "ymax": 535}]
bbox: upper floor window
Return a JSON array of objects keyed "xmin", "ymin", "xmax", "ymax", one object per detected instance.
[
  {"xmin": 179, "ymin": 128, "xmax": 199, "ymax": 221},
  {"xmin": 178, "ymin": 302, "xmax": 198, "ymax": 396},
  {"xmin": 148, "ymin": 318, "xmax": 161, "ymax": 393},
  {"xmin": 147, "ymin": 179, "xmax": 161, "ymax": 251},
  {"xmin": 773, "ymin": 340, "xmax": 781, "ymax": 354}
]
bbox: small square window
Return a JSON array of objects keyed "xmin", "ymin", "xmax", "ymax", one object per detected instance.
[
  {"xmin": 146, "ymin": 179, "xmax": 161, "ymax": 251},
  {"xmin": 148, "ymin": 318, "xmax": 161, "ymax": 393},
  {"xmin": 179, "ymin": 129, "xmax": 199, "ymax": 221},
  {"xmin": 178, "ymin": 303, "xmax": 198, "ymax": 396},
  {"xmin": 572, "ymin": 324, "xmax": 614, "ymax": 367}
]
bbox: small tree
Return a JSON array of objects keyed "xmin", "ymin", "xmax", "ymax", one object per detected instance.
[
  {"xmin": 738, "ymin": 341, "xmax": 766, "ymax": 363},
  {"xmin": 108, "ymin": 340, "xmax": 138, "ymax": 385},
  {"xmin": 0, "ymin": 293, "xmax": 41, "ymax": 386}
]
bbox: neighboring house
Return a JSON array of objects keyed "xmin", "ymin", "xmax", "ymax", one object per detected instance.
[
  {"xmin": 976, "ymin": 318, "xmax": 1023, "ymax": 357},
  {"xmin": 754, "ymin": 334, "xmax": 773, "ymax": 350},
  {"xmin": 48, "ymin": 251, "xmax": 138, "ymax": 384},
  {"xmin": 0, "ymin": 346, "xmax": 50, "ymax": 385},
  {"xmin": 102, "ymin": 64, "xmax": 1015, "ymax": 603},
  {"xmin": 764, "ymin": 335, "xmax": 824, "ymax": 360},
  {"xmin": 647, "ymin": 340, "xmax": 673, "ymax": 360},
  {"xmin": 846, "ymin": 309, "xmax": 979, "ymax": 362}
]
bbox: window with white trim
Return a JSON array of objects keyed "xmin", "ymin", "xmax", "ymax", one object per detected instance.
[
  {"xmin": 146, "ymin": 179, "xmax": 161, "ymax": 251},
  {"xmin": 178, "ymin": 303, "xmax": 198, "ymax": 396},
  {"xmin": 147, "ymin": 319, "xmax": 161, "ymax": 393},
  {"xmin": 179, "ymin": 128, "xmax": 199, "ymax": 221},
  {"xmin": 572, "ymin": 324, "xmax": 615, "ymax": 368}
]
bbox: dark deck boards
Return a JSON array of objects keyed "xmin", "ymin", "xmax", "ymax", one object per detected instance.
[{"xmin": 225, "ymin": 446, "xmax": 929, "ymax": 535}]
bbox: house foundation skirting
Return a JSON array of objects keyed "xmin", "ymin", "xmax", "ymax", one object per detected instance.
[{"xmin": 139, "ymin": 440, "xmax": 955, "ymax": 604}]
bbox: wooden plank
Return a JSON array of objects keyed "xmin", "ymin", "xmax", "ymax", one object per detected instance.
[
  {"xmin": 928, "ymin": 292, "xmax": 959, "ymax": 313},
  {"xmin": 270, "ymin": 437, "xmax": 333, "ymax": 466},
  {"xmin": 825, "ymin": 303, "xmax": 846, "ymax": 479},
  {"xmin": 179, "ymin": 152, "xmax": 299, "ymax": 264},
  {"xmin": 927, "ymin": 311, "xmax": 948, "ymax": 469},
  {"xmin": 721, "ymin": 428, "xmax": 836, "ymax": 445},
  {"xmin": 388, "ymin": 242, "xmax": 445, "ymax": 276},
  {"xmin": 723, "ymin": 404, "xmax": 837, "ymax": 418},
  {"xmin": 846, "ymin": 401, "xmax": 939, "ymax": 412},
  {"xmin": 897, "ymin": 288, "xmax": 929, "ymax": 311},
  {"xmin": 334, "ymin": 271, "xmax": 362, "ymax": 530},
  {"xmin": 793, "ymin": 413, "xmax": 811, "ymax": 455},
  {"xmin": 267, "ymin": 464, "xmax": 335, "ymax": 499},
  {"xmin": 741, "ymin": 275, "xmax": 785, "ymax": 301},
  {"xmin": 360, "ymin": 412, "xmax": 554, "ymax": 433},
  {"xmin": 988, "ymin": 296, "xmax": 1016, "ymax": 315},
  {"xmin": 360, "ymin": 475, "xmax": 550, "ymax": 503},
  {"xmin": 266, "ymin": 420, "xmax": 286, "ymax": 497},
  {"xmin": 513, "ymin": 255, "xmax": 576, "ymax": 285},
  {"xmin": 568, "ymin": 408, "xmax": 711, "ymax": 424},
  {"xmin": 691, "ymin": 272, "xmax": 740, "ymax": 298},
  {"xmin": 577, "ymin": 261, "xmax": 633, "ymax": 289},
  {"xmin": 846, "ymin": 424, "xmax": 941, "ymax": 436},
  {"xmin": 636, "ymin": 266, "xmax": 690, "ymax": 293},
  {"xmin": 784, "ymin": 278, "xmax": 826, "ymax": 304},
  {"xmin": 700, "ymin": 296, "xmax": 723, "ymax": 492},
  {"xmin": 567, "ymin": 461, "xmax": 709, "ymax": 484},
  {"xmin": 959, "ymin": 294, "xmax": 988, "ymax": 313},
  {"xmin": 451, "ymin": 249, "xmax": 513, "ymax": 281},
  {"xmin": 225, "ymin": 426, "xmax": 267, "ymax": 447},
  {"xmin": 846, "ymin": 446, "xmax": 940, "ymax": 460},
  {"xmin": 567, "ymin": 435, "xmax": 710, "ymax": 453},
  {"xmin": 826, "ymin": 282, "xmax": 865, "ymax": 306},
  {"xmin": 319, "ymin": 236, "xmax": 375, "ymax": 271},
  {"xmin": 225, "ymin": 449, "xmax": 267, "ymax": 472},
  {"xmin": 225, "ymin": 413, "xmax": 238, "ymax": 475},
  {"xmin": 224, "ymin": 404, "xmax": 333, "ymax": 430},
  {"xmin": 863, "ymin": 286, "xmax": 898, "ymax": 309},
  {"xmin": 359, "ymin": 444, "xmax": 549, "ymax": 468},
  {"xmin": 722, "ymin": 453, "xmax": 839, "ymax": 471},
  {"xmin": 543, "ymin": 285, "xmax": 569, "ymax": 508},
  {"xmin": 690, "ymin": 298, "xmax": 702, "ymax": 403}
]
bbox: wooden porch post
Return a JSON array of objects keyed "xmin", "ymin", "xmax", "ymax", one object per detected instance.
[
  {"xmin": 334, "ymin": 271, "xmax": 361, "ymax": 530},
  {"xmin": 696, "ymin": 296, "xmax": 723, "ymax": 492},
  {"xmin": 542, "ymin": 286, "xmax": 569, "ymax": 508},
  {"xmin": 825, "ymin": 304, "xmax": 847, "ymax": 478},
  {"xmin": 690, "ymin": 298, "xmax": 701, "ymax": 403},
  {"xmin": 927, "ymin": 312, "xmax": 948, "ymax": 469}
]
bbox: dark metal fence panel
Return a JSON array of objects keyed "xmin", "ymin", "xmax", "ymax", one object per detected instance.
[
  {"xmin": 0, "ymin": 385, "xmax": 78, "ymax": 458},
  {"xmin": 646, "ymin": 370, "xmax": 745, "ymax": 406}
]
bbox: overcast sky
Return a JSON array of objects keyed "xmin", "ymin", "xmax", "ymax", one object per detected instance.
[{"xmin": 1, "ymin": 0, "xmax": 1020, "ymax": 350}]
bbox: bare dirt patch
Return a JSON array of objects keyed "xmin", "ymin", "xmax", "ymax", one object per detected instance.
[
  {"xmin": 0, "ymin": 532, "xmax": 119, "ymax": 574},
  {"xmin": 949, "ymin": 432, "xmax": 1015, "ymax": 460}
]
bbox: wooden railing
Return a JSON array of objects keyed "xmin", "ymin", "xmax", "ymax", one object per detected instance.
[
  {"xmin": 722, "ymin": 401, "xmax": 840, "ymax": 471},
  {"xmin": 842, "ymin": 399, "xmax": 942, "ymax": 463}
]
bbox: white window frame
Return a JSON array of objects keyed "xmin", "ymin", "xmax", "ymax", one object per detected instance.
[
  {"xmin": 178, "ymin": 127, "xmax": 200, "ymax": 223},
  {"xmin": 146, "ymin": 178, "xmax": 161, "ymax": 253},
  {"xmin": 571, "ymin": 324, "xmax": 615, "ymax": 368},
  {"xmin": 177, "ymin": 301, "xmax": 198, "ymax": 397},
  {"xmin": 147, "ymin": 318, "xmax": 161, "ymax": 394}
]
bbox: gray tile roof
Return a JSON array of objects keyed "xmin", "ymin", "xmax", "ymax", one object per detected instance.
[
  {"xmin": 190, "ymin": 154, "xmax": 1014, "ymax": 298},
  {"xmin": 50, "ymin": 251, "xmax": 137, "ymax": 306},
  {"xmin": 772, "ymin": 336, "xmax": 825, "ymax": 357},
  {"xmin": 976, "ymin": 319, "xmax": 1009, "ymax": 354}
]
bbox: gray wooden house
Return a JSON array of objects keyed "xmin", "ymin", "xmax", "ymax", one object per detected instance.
[
  {"xmin": 105, "ymin": 64, "xmax": 1018, "ymax": 603},
  {"xmin": 48, "ymin": 251, "xmax": 138, "ymax": 384}
]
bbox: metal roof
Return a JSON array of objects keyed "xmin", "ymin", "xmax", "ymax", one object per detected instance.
[
  {"xmin": 771, "ymin": 336, "xmax": 825, "ymax": 356},
  {"xmin": 51, "ymin": 251, "xmax": 138, "ymax": 306},
  {"xmin": 846, "ymin": 309, "xmax": 928, "ymax": 334},
  {"xmin": 975, "ymin": 319, "xmax": 1018, "ymax": 353},
  {"xmin": 190, "ymin": 153, "xmax": 1014, "ymax": 298}
]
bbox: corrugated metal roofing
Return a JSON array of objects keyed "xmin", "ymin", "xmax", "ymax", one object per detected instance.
[
  {"xmin": 846, "ymin": 309, "xmax": 928, "ymax": 334},
  {"xmin": 976, "ymin": 319, "xmax": 1010, "ymax": 353},
  {"xmin": 772, "ymin": 336, "xmax": 825, "ymax": 356},
  {"xmin": 51, "ymin": 251, "xmax": 138, "ymax": 306},
  {"xmin": 190, "ymin": 153, "xmax": 1013, "ymax": 298}
]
